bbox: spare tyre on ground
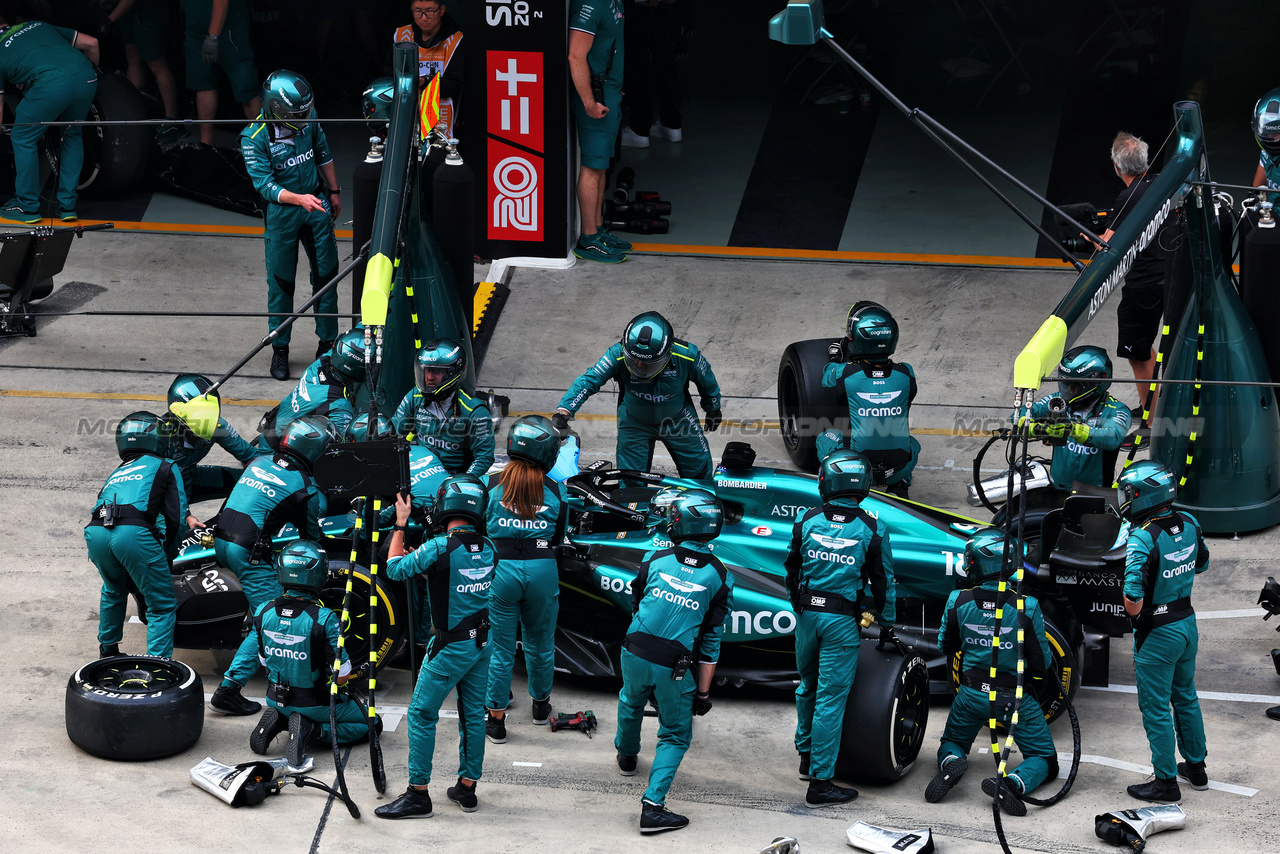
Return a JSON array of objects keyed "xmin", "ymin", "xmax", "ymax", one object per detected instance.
[{"xmin": 65, "ymin": 655, "xmax": 204, "ymax": 760}]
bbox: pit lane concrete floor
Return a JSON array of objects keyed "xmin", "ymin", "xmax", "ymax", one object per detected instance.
[{"xmin": 1, "ymin": 232, "xmax": 1277, "ymax": 853}]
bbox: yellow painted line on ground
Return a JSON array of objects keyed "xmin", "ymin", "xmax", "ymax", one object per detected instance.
[
  {"xmin": 0, "ymin": 389, "xmax": 276, "ymax": 407},
  {"xmin": 627, "ymin": 243, "xmax": 1075, "ymax": 268}
]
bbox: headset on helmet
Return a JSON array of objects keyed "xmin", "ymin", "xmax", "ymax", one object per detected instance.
[
  {"xmin": 261, "ymin": 70, "xmax": 314, "ymax": 131},
  {"xmin": 344, "ymin": 411, "xmax": 394, "ymax": 442},
  {"xmin": 327, "ymin": 330, "xmax": 367, "ymax": 386},
  {"xmin": 507, "ymin": 415, "xmax": 559, "ymax": 471},
  {"xmin": 818, "ymin": 449, "xmax": 872, "ymax": 501},
  {"xmin": 1117, "ymin": 460, "xmax": 1178, "ymax": 522},
  {"xmin": 362, "ymin": 76, "xmax": 395, "ymax": 135},
  {"xmin": 843, "ymin": 301, "xmax": 898, "ymax": 360},
  {"xmin": 414, "ymin": 339, "xmax": 467, "ymax": 401},
  {"xmin": 433, "ymin": 474, "xmax": 487, "ymax": 528},
  {"xmin": 667, "ymin": 491, "xmax": 724, "ymax": 543},
  {"xmin": 277, "ymin": 415, "xmax": 335, "ymax": 470},
  {"xmin": 116, "ymin": 411, "xmax": 173, "ymax": 461},
  {"xmin": 276, "ymin": 540, "xmax": 329, "ymax": 596},
  {"xmin": 621, "ymin": 311, "xmax": 674, "ymax": 380},
  {"xmin": 1057, "ymin": 345, "xmax": 1112, "ymax": 410},
  {"xmin": 956, "ymin": 527, "xmax": 1022, "ymax": 587},
  {"xmin": 1255, "ymin": 88, "xmax": 1280, "ymax": 158}
]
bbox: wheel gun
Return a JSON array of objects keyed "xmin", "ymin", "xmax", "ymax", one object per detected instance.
[{"xmin": 549, "ymin": 710, "xmax": 597, "ymax": 738}]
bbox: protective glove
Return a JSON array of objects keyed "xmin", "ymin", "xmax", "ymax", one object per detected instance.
[
  {"xmin": 1042, "ymin": 422, "xmax": 1067, "ymax": 440},
  {"xmin": 828, "ymin": 341, "xmax": 844, "ymax": 363},
  {"xmin": 704, "ymin": 409, "xmax": 722, "ymax": 432},
  {"xmin": 1069, "ymin": 421, "xmax": 1091, "ymax": 444},
  {"xmin": 692, "ymin": 691, "xmax": 712, "ymax": 716},
  {"xmin": 551, "ymin": 411, "xmax": 570, "ymax": 438},
  {"xmin": 97, "ymin": 17, "xmax": 117, "ymax": 39},
  {"xmin": 202, "ymin": 34, "xmax": 219, "ymax": 64}
]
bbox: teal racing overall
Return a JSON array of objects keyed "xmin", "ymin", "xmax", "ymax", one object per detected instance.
[
  {"xmin": 1023, "ymin": 392, "xmax": 1130, "ymax": 489},
  {"xmin": 392, "ymin": 388, "xmax": 495, "ymax": 476},
  {"xmin": 483, "ymin": 475, "xmax": 569, "ymax": 710},
  {"xmin": 85, "ymin": 454, "xmax": 189, "ymax": 657},
  {"xmin": 818, "ymin": 359, "xmax": 920, "ymax": 490},
  {"xmin": 173, "ymin": 417, "xmax": 267, "ymax": 504},
  {"xmin": 1125, "ymin": 511, "xmax": 1209, "ymax": 779},
  {"xmin": 387, "ymin": 526, "xmax": 495, "ymax": 786},
  {"xmin": 937, "ymin": 581, "xmax": 1057, "ymax": 794},
  {"xmin": 258, "ymin": 356, "xmax": 355, "ymax": 450},
  {"xmin": 241, "ymin": 114, "xmax": 339, "ymax": 348},
  {"xmin": 214, "ymin": 455, "xmax": 327, "ymax": 611},
  {"xmin": 558, "ymin": 340, "xmax": 721, "ymax": 479},
  {"xmin": 615, "ymin": 543, "xmax": 733, "ymax": 807},
  {"xmin": 785, "ymin": 497, "xmax": 895, "ymax": 781},
  {"xmin": 377, "ymin": 445, "xmax": 450, "ymax": 644},
  {"xmin": 222, "ymin": 596, "xmax": 371, "ymax": 744}
]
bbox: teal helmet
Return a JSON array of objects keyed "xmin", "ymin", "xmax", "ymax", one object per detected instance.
[
  {"xmin": 1254, "ymin": 88, "xmax": 1280, "ymax": 157},
  {"xmin": 362, "ymin": 76, "xmax": 395, "ymax": 133},
  {"xmin": 667, "ymin": 491, "xmax": 723, "ymax": 543},
  {"xmin": 957, "ymin": 528, "xmax": 1022, "ymax": 586},
  {"xmin": 262, "ymin": 70, "xmax": 314, "ymax": 131},
  {"xmin": 507, "ymin": 415, "xmax": 559, "ymax": 471},
  {"xmin": 116, "ymin": 411, "xmax": 171, "ymax": 461},
  {"xmin": 345, "ymin": 411, "xmax": 394, "ymax": 442},
  {"xmin": 1117, "ymin": 460, "xmax": 1178, "ymax": 522},
  {"xmin": 167, "ymin": 373, "xmax": 218, "ymax": 408},
  {"xmin": 621, "ymin": 311, "xmax": 674, "ymax": 380},
  {"xmin": 646, "ymin": 486, "xmax": 713, "ymax": 529},
  {"xmin": 434, "ymin": 474, "xmax": 487, "ymax": 527},
  {"xmin": 843, "ymin": 301, "xmax": 898, "ymax": 360},
  {"xmin": 414, "ymin": 338, "xmax": 467, "ymax": 401},
  {"xmin": 276, "ymin": 540, "xmax": 329, "ymax": 596},
  {"xmin": 818, "ymin": 449, "xmax": 872, "ymax": 501},
  {"xmin": 1057, "ymin": 345, "xmax": 1112, "ymax": 409},
  {"xmin": 327, "ymin": 330, "xmax": 367, "ymax": 386},
  {"xmin": 277, "ymin": 415, "xmax": 335, "ymax": 470}
]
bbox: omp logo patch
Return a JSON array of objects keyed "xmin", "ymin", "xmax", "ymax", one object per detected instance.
[
  {"xmin": 855, "ymin": 390, "xmax": 902, "ymax": 405},
  {"xmin": 250, "ymin": 467, "xmax": 288, "ymax": 486},
  {"xmin": 659, "ymin": 572, "xmax": 707, "ymax": 594},
  {"xmin": 809, "ymin": 533, "xmax": 860, "ymax": 550}
]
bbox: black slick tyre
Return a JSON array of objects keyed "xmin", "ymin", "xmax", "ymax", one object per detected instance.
[
  {"xmin": 835, "ymin": 643, "xmax": 930, "ymax": 782},
  {"xmin": 65, "ymin": 655, "xmax": 203, "ymax": 760},
  {"xmin": 77, "ymin": 73, "xmax": 150, "ymax": 198},
  {"xmin": 777, "ymin": 339, "xmax": 845, "ymax": 471}
]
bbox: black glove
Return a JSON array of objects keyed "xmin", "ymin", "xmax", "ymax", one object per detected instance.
[
  {"xmin": 876, "ymin": 623, "xmax": 900, "ymax": 651},
  {"xmin": 97, "ymin": 17, "xmax": 117, "ymax": 39},
  {"xmin": 692, "ymin": 691, "xmax": 712, "ymax": 716},
  {"xmin": 828, "ymin": 341, "xmax": 844, "ymax": 362},
  {"xmin": 551, "ymin": 411, "xmax": 570, "ymax": 438},
  {"xmin": 704, "ymin": 409, "xmax": 722, "ymax": 432}
]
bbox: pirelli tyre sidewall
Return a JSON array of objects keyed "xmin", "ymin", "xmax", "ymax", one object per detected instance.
[
  {"xmin": 318, "ymin": 560, "xmax": 406, "ymax": 675},
  {"xmin": 835, "ymin": 643, "xmax": 930, "ymax": 782},
  {"xmin": 777, "ymin": 339, "xmax": 845, "ymax": 471},
  {"xmin": 947, "ymin": 617, "xmax": 1081, "ymax": 725},
  {"xmin": 65, "ymin": 655, "xmax": 204, "ymax": 760}
]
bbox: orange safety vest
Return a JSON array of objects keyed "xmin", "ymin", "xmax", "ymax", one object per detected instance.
[{"xmin": 393, "ymin": 24, "xmax": 463, "ymax": 138}]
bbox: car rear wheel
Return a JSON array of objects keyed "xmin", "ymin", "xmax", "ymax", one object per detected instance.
[
  {"xmin": 947, "ymin": 616, "xmax": 1081, "ymax": 725},
  {"xmin": 320, "ymin": 561, "xmax": 407, "ymax": 675},
  {"xmin": 835, "ymin": 642, "xmax": 930, "ymax": 782},
  {"xmin": 777, "ymin": 339, "xmax": 845, "ymax": 470}
]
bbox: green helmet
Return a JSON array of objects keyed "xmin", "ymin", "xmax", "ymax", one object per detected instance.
[
  {"xmin": 434, "ymin": 474, "xmax": 487, "ymax": 527},
  {"xmin": 276, "ymin": 540, "xmax": 329, "ymax": 596},
  {"xmin": 507, "ymin": 415, "xmax": 559, "ymax": 471},
  {"xmin": 1057, "ymin": 345, "xmax": 1112, "ymax": 409},
  {"xmin": 957, "ymin": 527, "xmax": 1022, "ymax": 586},
  {"xmin": 818, "ymin": 449, "xmax": 872, "ymax": 501},
  {"xmin": 344, "ymin": 411, "xmax": 394, "ymax": 442},
  {"xmin": 414, "ymin": 339, "xmax": 467, "ymax": 401},
  {"xmin": 621, "ymin": 311, "xmax": 674, "ymax": 380},
  {"xmin": 843, "ymin": 301, "xmax": 898, "ymax": 360},
  {"xmin": 646, "ymin": 486, "xmax": 714, "ymax": 529},
  {"xmin": 362, "ymin": 76, "xmax": 394, "ymax": 132},
  {"xmin": 261, "ymin": 69, "xmax": 315, "ymax": 131},
  {"xmin": 327, "ymin": 330, "xmax": 368, "ymax": 386},
  {"xmin": 1254, "ymin": 88, "xmax": 1280, "ymax": 157},
  {"xmin": 167, "ymin": 373, "xmax": 219, "ymax": 408},
  {"xmin": 277, "ymin": 415, "xmax": 335, "ymax": 469},
  {"xmin": 1117, "ymin": 460, "xmax": 1178, "ymax": 522},
  {"xmin": 116, "ymin": 411, "xmax": 172, "ymax": 461},
  {"xmin": 667, "ymin": 491, "xmax": 723, "ymax": 543}
]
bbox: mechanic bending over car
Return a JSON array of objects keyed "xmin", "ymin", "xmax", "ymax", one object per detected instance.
[
  {"xmin": 257, "ymin": 329, "xmax": 367, "ymax": 450},
  {"xmin": 167, "ymin": 373, "xmax": 269, "ymax": 504},
  {"xmin": 1117, "ymin": 460, "xmax": 1210, "ymax": 803},
  {"xmin": 393, "ymin": 338, "xmax": 496, "ymax": 477},
  {"xmin": 553, "ymin": 311, "xmax": 723, "ymax": 480},
  {"xmin": 212, "ymin": 541, "xmax": 378, "ymax": 761},
  {"xmin": 925, "ymin": 528, "xmax": 1057, "ymax": 817},
  {"xmin": 1015, "ymin": 345, "xmax": 1130, "ymax": 491},
  {"xmin": 615, "ymin": 491, "xmax": 733, "ymax": 834},
  {"xmin": 786, "ymin": 449, "xmax": 895, "ymax": 808},
  {"xmin": 483, "ymin": 416, "xmax": 571, "ymax": 743},
  {"xmin": 86, "ymin": 412, "xmax": 200, "ymax": 660},
  {"xmin": 817, "ymin": 302, "xmax": 920, "ymax": 498},
  {"xmin": 378, "ymin": 476, "xmax": 497, "ymax": 819}
]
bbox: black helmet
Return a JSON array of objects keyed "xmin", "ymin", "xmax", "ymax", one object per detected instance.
[
  {"xmin": 344, "ymin": 411, "xmax": 394, "ymax": 442},
  {"xmin": 843, "ymin": 301, "xmax": 898, "ymax": 360},
  {"xmin": 956, "ymin": 528, "xmax": 1022, "ymax": 587},
  {"xmin": 1057, "ymin": 345, "xmax": 1112, "ymax": 410},
  {"xmin": 507, "ymin": 415, "xmax": 559, "ymax": 471},
  {"xmin": 327, "ymin": 330, "xmax": 367, "ymax": 386},
  {"xmin": 278, "ymin": 415, "xmax": 335, "ymax": 469},
  {"xmin": 115, "ymin": 411, "xmax": 172, "ymax": 461},
  {"xmin": 276, "ymin": 540, "xmax": 329, "ymax": 596},
  {"xmin": 261, "ymin": 69, "xmax": 314, "ymax": 131},
  {"xmin": 414, "ymin": 339, "xmax": 467, "ymax": 401},
  {"xmin": 434, "ymin": 474, "xmax": 487, "ymax": 527},
  {"xmin": 818, "ymin": 449, "xmax": 872, "ymax": 501},
  {"xmin": 621, "ymin": 311, "xmax": 674, "ymax": 380},
  {"xmin": 1117, "ymin": 460, "xmax": 1178, "ymax": 522},
  {"xmin": 1255, "ymin": 88, "xmax": 1280, "ymax": 158}
]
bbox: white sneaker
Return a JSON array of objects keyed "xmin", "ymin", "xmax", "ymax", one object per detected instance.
[
  {"xmin": 650, "ymin": 122, "xmax": 683, "ymax": 143},
  {"xmin": 621, "ymin": 127, "xmax": 650, "ymax": 148}
]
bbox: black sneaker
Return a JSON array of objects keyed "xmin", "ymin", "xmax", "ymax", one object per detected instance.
[
  {"xmin": 1127, "ymin": 775, "xmax": 1181, "ymax": 803},
  {"xmin": 270, "ymin": 346, "xmax": 290, "ymax": 381},
  {"xmin": 210, "ymin": 684, "xmax": 262, "ymax": 716},
  {"xmin": 98, "ymin": 643, "xmax": 121, "ymax": 658},
  {"xmin": 286, "ymin": 711, "xmax": 318, "ymax": 767},
  {"xmin": 1268, "ymin": 706, "xmax": 1280, "ymax": 721},
  {"xmin": 640, "ymin": 801, "xmax": 688, "ymax": 833},
  {"xmin": 925, "ymin": 755, "xmax": 968, "ymax": 803},
  {"xmin": 798, "ymin": 751, "xmax": 811, "ymax": 781},
  {"xmin": 375, "ymin": 786, "xmax": 434, "ymax": 819},
  {"xmin": 485, "ymin": 711, "xmax": 507, "ymax": 744},
  {"xmin": 805, "ymin": 778, "xmax": 858, "ymax": 808},
  {"xmin": 315, "ymin": 339, "xmax": 334, "ymax": 358},
  {"xmin": 249, "ymin": 708, "xmax": 286, "ymax": 755},
  {"xmin": 617, "ymin": 753, "xmax": 638, "ymax": 776},
  {"xmin": 1176, "ymin": 760, "xmax": 1208, "ymax": 791},
  {"xmin": 446, "ymin": 777, "xmax": 478, "ymax": 812},
  {"xmin": 982, "ymin": 776, "xmax": 1028, "ymax": 816},
  {"xmin": 532, "ymin": 697, "xmax": 552, "ymax": 725}
]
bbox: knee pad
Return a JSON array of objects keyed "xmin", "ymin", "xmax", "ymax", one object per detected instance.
[{"xmin": 1044, "ymin": 755, "xmax": 1060, "ymax": 782}]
